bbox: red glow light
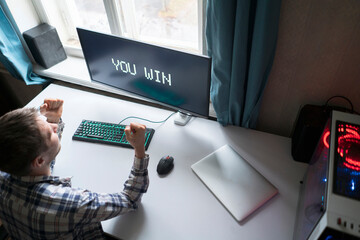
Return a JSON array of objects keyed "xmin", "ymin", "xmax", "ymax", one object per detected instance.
[
  {"xmin": 346, "ymin": 157, "xmax": 360, "ymax": 168},
  {"xmin": 323, "ymin": 131, "xmax": 330, "ymax": 149},
  {"xmin": 346, "ymin": 128, "xmax": 360, "ymax": 137},
  {"xmin": 343, "ymin": 162, "xmax": 360, "ymax": 171},
  {"xmin": 337, "ymin": 123, "xmax": 360, "ymax": 172}
]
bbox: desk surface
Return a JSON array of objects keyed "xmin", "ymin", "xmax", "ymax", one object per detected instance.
[{"xmin": 26, "ymin": 84, "xmax": 307, "ymax": 240}]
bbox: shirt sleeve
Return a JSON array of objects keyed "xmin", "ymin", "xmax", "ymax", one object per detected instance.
[
  {"xmin": 50, "ymin": 118, "xmax": 65, "ymax": 173},
  {"xmin": 56, "ymin": 117, "xmax": 65, "ymax": 140},
  {"xmin": 74, "ymin": 154, "xmax": 150, "ymax": 223}
]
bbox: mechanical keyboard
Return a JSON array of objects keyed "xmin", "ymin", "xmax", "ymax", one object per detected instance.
[{"xmin": 72, "ymin": 120, "xmax": 155, "ymax": 150}]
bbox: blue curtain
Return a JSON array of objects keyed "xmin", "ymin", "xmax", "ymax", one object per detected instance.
[
  {"xmin": 0, "ymin": 1, "xmax": 46, "ymax": 85},
  {"xmin": 206, "ymin": 0, "xmax": 281, "ymax": 128}
]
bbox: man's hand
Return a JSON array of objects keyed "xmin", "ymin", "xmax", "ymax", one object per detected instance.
[
  {"xmin": 125, "ymin": 123, "xmax": 146, "ymax": 159},
  {"xmin": 39, "ymin": 98, "xmax": 64, "ymax": 123}
]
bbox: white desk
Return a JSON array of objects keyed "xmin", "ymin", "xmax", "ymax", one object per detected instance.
[{"xmin": 26, "ymin": 84, "xmax": 308, "ymax": 240}]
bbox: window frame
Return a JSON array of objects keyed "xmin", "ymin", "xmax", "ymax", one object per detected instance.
[{"xmin": 30, "ymin": 0, "xmax": 207, "ymax": 56}]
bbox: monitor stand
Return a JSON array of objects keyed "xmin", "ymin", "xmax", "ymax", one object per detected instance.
[{"xmin": 174, "ymin": 111, "xmax": 192, "ymax": 126}]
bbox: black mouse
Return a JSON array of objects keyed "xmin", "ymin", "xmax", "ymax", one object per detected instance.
[{"xmin": 157, "ymin": 156, "xmax": 174, "ymax": 175}]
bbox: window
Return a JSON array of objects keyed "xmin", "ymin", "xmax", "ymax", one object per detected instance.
[{"xmin": 30, "ymin": 0, "xmax": 205, "ymax": 55}]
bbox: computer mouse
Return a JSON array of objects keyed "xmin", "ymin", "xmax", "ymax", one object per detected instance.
[{"xmin": 157, "ymin": 156, "xmax": 174, "ymax": 175}]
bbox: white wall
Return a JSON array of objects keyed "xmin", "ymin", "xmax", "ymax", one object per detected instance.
[{"xmin": 257, "ymin": 0, "xmax": 360, "ymax": 137}]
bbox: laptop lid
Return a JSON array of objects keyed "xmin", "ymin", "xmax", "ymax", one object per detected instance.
[{"xmin": 191, "ymin": 144, "xmax": 278, "ymax": 222}]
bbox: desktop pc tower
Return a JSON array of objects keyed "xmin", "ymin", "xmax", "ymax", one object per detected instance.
[{"xmin": 293, "ymin": 110, "xmax": 360, "ymax": 240}]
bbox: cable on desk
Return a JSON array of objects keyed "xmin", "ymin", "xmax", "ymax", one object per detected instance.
[{"xmin": 119, "ymin": 112, "xmax": 176, "ymax": 125}]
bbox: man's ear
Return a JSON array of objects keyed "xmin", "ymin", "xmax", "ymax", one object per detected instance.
[
  {"xmin": 29, "ymin": 155, "xmax": 50, "ymax": 176},
  {"xmin": 32, "ymin": 155, "xmax": 45, "ymax": 168}
]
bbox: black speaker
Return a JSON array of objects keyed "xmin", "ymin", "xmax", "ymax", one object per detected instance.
[
  {"xmin": 291, "ymin": 104, "xmax": 329, "ymax": 163},
  {"xmin": 23, "ymin": 23, "xmax": 67, "ymax": 69}
]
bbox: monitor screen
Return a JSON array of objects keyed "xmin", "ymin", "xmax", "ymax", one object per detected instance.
[
  {"xmin": 333, "ymin": 121, "xmax": 360, "ymax": 201},
  {"xmin": 77, "ymin": 28, "xmax": 211, "ymax": 117}
]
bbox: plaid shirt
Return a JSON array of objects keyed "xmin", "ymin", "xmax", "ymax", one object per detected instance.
[{"xmin": 0, "ymin": 155, "xmax": 149, "ymax": 240}]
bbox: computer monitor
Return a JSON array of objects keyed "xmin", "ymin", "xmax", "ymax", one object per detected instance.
[{"xmin": 77, "ymin": 28, "xmax": 211, "ymax": 124}]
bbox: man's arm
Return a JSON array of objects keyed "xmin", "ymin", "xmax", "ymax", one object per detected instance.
[
  {"xmin": 72, "ymin": 154, "xmax": 149, "ymax": 223},
  {"xmin": 39, "ymin": 98, "xmax": 64, "ymax": 172},
  {"xmin": 39, "ymin": 98, "xmax": 64, "ymax": 123},
  {"xmin": 73, "ymin": 123, "xmax": 149, "ymax": 222},
  {"xmin": 125, "ymin": 123, "xmax": 146, "ymax": 159},
  {"xmin": 35, "ymin": 155, "xmax": 149, "ymax": 231},
  {"xmin": 39, "ymin": 98, "xmax": 65, "ymax": 139}
]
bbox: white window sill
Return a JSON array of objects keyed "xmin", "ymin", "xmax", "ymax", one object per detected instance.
[{"xmin": 33, "ymin": 56, "xmax": 216, "ymax": 118}]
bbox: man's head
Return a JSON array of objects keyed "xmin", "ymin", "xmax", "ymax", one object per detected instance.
[{"xmin": 0, "ymin": 107, "xmax": 61, "ymax": 176}]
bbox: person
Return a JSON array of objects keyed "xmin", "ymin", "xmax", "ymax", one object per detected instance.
[{"xmin": 0, "ymin": 98, "xmax": 150, "ymax": 239}]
